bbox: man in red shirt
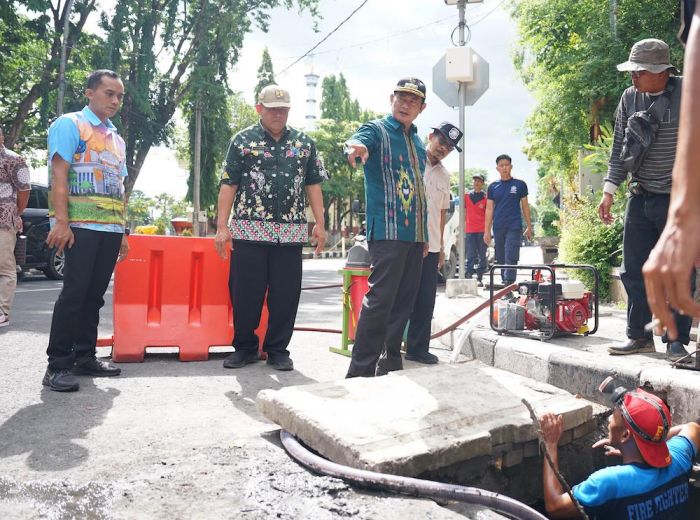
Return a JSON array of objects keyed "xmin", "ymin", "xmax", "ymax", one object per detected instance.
[{"xmin": 464, "ymin": 174, "xmax": 487, "ymax": 286}]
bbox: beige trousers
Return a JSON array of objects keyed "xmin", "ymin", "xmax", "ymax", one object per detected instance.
[{"xmin": 0, "ymin": 229, "xmax": 18, "ymax": 317}]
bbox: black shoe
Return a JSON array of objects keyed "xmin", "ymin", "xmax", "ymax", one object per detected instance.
[
  {"xmin": 666, "ymin": 341, "xmax": 691, "ymax": 362},
  {"xmin": 608, "ymin": 338, "xmax": 655, "ymax": 356},
  {"xmin": 72, "ymin": 356, "xmax": 121, "ymax": 377},
  {"xmin": 223, "ymin": 350, "xmax": 259, "ymax": 369},
  {"xmin": 266, "ymin": 356, "xmax": 294, "ymax": 371},
  {"xmin": 477, "ymin": 280, "xmax": 484, "ymax": 288},
  {"xmin": 405, "ymin": 352, "xmax": 438, "ymax": 364},
  {"xmin": 43, "ymin": 369, "xmax": 79, "ymax": 392},
  {"xmin": 376, "ymin": 357, "xmax": 403, "ymax": 376}
]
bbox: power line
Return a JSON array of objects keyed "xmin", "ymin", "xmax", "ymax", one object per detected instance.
[
  {"xmin": 277, "ymin": 0, "xmax": 370, "ymax": 75},
  {"xmin": 277, "ymin": 0, "xmax": 505, "ymax": 69}
]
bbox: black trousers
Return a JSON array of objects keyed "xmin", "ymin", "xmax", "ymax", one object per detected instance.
[
  {"xmin": 406, "ymin": 252, "xmax": 440, "ymax": 357},
  {"xmin": 346, "ymin": 240, "xmax": 424, "ymax": 377},
  {"xmin": 47, "ymin": 228, "xmax": 122, "ymax": 371},
  {"xmin": 621, "ymin": 194, "xmax": 695, "ymax": 344},
  {"xmin": 229, "ymin": 241, "xmax": 302, "ymax": 359}
]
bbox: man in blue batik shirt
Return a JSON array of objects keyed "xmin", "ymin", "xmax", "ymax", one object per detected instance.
[
  {"xmin": 540, "ymin": 388, "xmax": 699, "ymax": 519},
  {"xmin": 344, "ymin": 78, "xmax": 428, "ymax": 378}
]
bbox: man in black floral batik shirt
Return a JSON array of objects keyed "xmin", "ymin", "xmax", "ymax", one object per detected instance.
[{"xmin": 215, "ymin": 85, "xmax": 326, "ymax": 371}]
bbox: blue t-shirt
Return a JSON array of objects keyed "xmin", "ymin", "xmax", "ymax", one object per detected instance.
[
  {"xmin": 572, "ymin": 436, "xmax": 697, "ymax": 519},
  {"xmin": 487, "ymin": 178, "xmax": 528, "ymax": 230}
]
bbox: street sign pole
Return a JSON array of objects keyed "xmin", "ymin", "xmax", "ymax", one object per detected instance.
[
  {"xmin": 433, "ymin": 0, "xmax": 489, "ymax": 281},
  {"xmin": 457, "ymin": 0, "xmax": 466, "ymax": 280}
]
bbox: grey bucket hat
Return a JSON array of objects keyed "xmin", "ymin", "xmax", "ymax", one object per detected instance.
[{"xmin": 617, "ymin": 38, "xmax": 679, "ymax": 74}]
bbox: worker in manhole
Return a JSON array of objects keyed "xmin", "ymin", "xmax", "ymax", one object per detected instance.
[{"xmin": 540, "ymin": 384, "xmax": 699, "ymax": 518}]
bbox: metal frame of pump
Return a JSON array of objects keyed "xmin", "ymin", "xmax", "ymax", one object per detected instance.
[{"xmin": 488, "ymin": 264, "xmax": 600, "ymax": 341}]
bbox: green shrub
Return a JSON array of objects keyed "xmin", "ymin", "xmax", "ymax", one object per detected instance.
[
  {"xmin": 559, "ymin": 195, "xmax": 623, "ymax": 301},
  {"xmin": 537, "ymin": 204, "xmax": 560, "ymax": 237}
]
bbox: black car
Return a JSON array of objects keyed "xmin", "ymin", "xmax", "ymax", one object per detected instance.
[{"xmin": 16, "ymin": 183, "xmax": 64, "ymax": 280}]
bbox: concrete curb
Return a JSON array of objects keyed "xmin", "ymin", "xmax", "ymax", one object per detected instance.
[{"xmin": 448, "ymin": 327, "xmax": 699, "ymax": 424}]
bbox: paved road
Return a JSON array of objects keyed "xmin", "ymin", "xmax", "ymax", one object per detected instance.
[{"xmin": 1, "ymin": 260, "xmax": 497, "ymax": 519}]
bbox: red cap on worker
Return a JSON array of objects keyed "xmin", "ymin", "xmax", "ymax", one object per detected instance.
[{"xmin": 620, "ymin": 389, "xmax": 672, "ymax": 468}]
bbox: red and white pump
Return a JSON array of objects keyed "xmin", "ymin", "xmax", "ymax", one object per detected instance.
[{"xmin": 489, "ymin": 265, "xmax": 599, "ymax": 340}]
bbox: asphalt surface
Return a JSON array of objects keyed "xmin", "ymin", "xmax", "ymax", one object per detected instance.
[{"xmin": 0, "ymin": 260, "xmax": 506, "ymax": 520}]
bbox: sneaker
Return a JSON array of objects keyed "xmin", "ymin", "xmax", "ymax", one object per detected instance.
[
  {"xmin": 0, "ymin": 314, "xmax": 9, "ymax": 328},
  {"xmin": 405, "ymin": 352, "xmax": 439, "ymax": 364},
  {"xmin": 266, "ymin": 355, "xmax": 294, "ymax": 371},
  {"xmin": 666, "ymin": 341, "xmax": 691, "ymax": 363},
  {"xmin": 608, "ymin": 338, "xmax": 655, "ymax": 356},
  {"xmin": 223, "ymin": 350, "xmax": 259, "ymax": 369},
  {"xmin": 42, "ymin": 369, "xmax": 79, "ymax": 392},
  {"xmin": 72, "ymin": 356, "xmax": 122, "ymax": 377}
]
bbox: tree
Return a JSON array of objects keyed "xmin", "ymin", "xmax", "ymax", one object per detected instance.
[
  {"xmin": 310, "ymin": 119, "xmax": 364, "ymax": 230},
  {"xmin": 253, "ymin": 47, "xmax": 277, "ymax": 101},
  {"xmin": 178, "ymin": 91, "xmax": 258, "ymax": 212},
  {"xmin": 126, "ymin": 190, "xmax": 154, "ymax": 227},
  {"xmin": 0, "ymin": 0, "xmax": 101, "ymax": 146},
  {"xmin": 3, "ymin": 1, "xmax": 321, "ymax": 201},
  {"xmin": 0, "ymin": 3, "xmax": 104, "ymax": 149},
  {"xmin": 450, "ymin": 167, "xmax": 489, "ymax": 194},
  {"xmin": 103, "ymin": 0, "xmax": 320, "ymax": 200},
  {"xmin": 509, "ymin": 0, "xmax": 681, "ymax": 179},
  {"xmin": 319, "ymin": 74, "xmax": 382, "ymax": 123}
]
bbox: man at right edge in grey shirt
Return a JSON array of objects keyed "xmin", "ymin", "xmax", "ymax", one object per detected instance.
[{"xmin": 598, "ymin": 38, "xmax": 694, "ymax": 362}]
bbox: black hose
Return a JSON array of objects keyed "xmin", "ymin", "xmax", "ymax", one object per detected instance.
[{"xmin": 280, "ymin": 430, "xmax": 547, "ymax": 520}]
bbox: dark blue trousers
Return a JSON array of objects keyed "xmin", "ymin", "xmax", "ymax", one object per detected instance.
[
  {"xmin": 621, "ymin": 194, "xmax": 694, "ymax": 344},
  {"xmin": 465, "ymin": 232, "xmax": 487, "ymax": 278},
  {"xmin": 47, "ymin": 228, "xmax": 122, "ymax": 370},
  {"xmin": 493, "ymin": 228, "xmax": 521, "ymax": 284},
  {"xmin": 406, "ymin": 252, "xmax": 440, "ymax": 357}
]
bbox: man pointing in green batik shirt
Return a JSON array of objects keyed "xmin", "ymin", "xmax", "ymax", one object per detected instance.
[
  {"xmin": 215, "ymin": 84, "xmax": 326, "ymax": 372},
  {"xmin": 344, "ymin": 77, "xmax": 428, "ymax": 378}
]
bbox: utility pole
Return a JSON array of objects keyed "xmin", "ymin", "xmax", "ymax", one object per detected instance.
[
  {"xmin": 457, "ymin": 0, "xmax": 467, "ymax": 279},
  {"xmin": 193, "ymin": 103, "xmax": 202, "ymax": 237},
  {"xmin": 56, "ymin": 0, "xmax": 76, "ymax": 116}
]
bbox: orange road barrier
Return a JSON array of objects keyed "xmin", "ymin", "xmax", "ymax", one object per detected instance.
[{"xmin": 107, "ymin": 235, "xmax": 268, "ymax": 362}]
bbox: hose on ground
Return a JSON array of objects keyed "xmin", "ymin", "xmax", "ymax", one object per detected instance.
[{"xmin": 280, "ymin": 430, "xmax": 547, "ymax": 520}]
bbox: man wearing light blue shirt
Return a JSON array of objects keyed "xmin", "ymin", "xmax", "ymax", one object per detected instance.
[{"xmin": 44, "ymin": 69, "xmax": 129, "ymax": 392}]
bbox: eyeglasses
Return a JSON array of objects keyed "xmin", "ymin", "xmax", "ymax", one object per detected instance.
[{"xmin": 394, "ymin": 92, "xmax": 423, "ymax": 108}]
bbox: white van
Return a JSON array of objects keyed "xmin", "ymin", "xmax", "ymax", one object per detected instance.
[
  {"xmin": 439, "ymin": 196, "xmax": 494, "ymax": 282},
  {"xmin": 440, "ymin": 197, "xmax": 460, "ymax": 281}
]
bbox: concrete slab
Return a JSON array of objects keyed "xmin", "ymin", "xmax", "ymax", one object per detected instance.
[
  {"xmin": 446, "ymin": 278, "xmax": 478, "ymax": 297},
  {"xmin": 258, "ymin": 362, "xmax": 592, "ymax": 477}
]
